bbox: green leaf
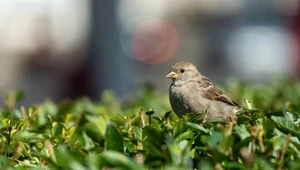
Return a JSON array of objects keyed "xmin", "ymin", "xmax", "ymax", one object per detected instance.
[
  {"xmin": 254, "ymin": 156, "xmax": 275, "ymax": 170},
  {"xmin": 14, "ymin": 130, "xmax": 36, "ymax": 141},
  {"xmin": 173, "ymin": 119, "xmax": 187, "ymax": 137},
  {"xmin": 85, "ymin": 114, "xmax": 106, "ymax": 136},
  {"xmin": 234, "ymin": 124, "xmax": 250, "ymax": 140},
  {"xmin": 209, "ymin": 131, "xmax": 223, "ymax": 149},
  {"xmin": 164, "ymin": 111, "xmax": 172, "ymax": 119},
  {"xmin": 198, "ymin": 159, "xmax": 214, "ymax": 170},
  {"xmin": 244, "ymin": 98, "xmax": 253, "ymax": 110},
  {"xmin": 105, "ymin": 121, "xmax": 124, "ymax": 153},
  {"xmin": 166, "ymin": 136, "xmax": 192, "ymax": 169},
  {"xmin": 223, "ymin": 161, "xmax": 248, "ymax": 170},
  {"xmin": 271, "ymin": 116, "xmax": 300, "ymax": 138},
  {"xmin": 54, "ymin": 145, "xmax": 73, "ymax": 168},
  {"xmin": 44, "ymin": 101, "xmax": 58, "ymax": 117},
  {"xmin": 142, "ymin": 125, "xmax": 165, "ymax": 159},
  {"xmin": 101, "ymin": 151, "xmax": 144, "ymax": 170},
  {"xmin": 28, "ymin": 107, "xmax": 35, "ymax": 117},
  {"xmin": 0, "ymin": 155, "xmax": 9, "ymax": 169},
  {"xmin": 143, "ymin": 125, "xmax": 164, "ymax": 148},
  {"xmin": 263, "ymin": 119, "xmax": 276, "ymax": 138},
  {"xmin": 134, "ymin": 127, "xmax": 143, "ymax": 141},
  {"xmin": 186, "ymin": 122, "xmax": 208, "ymax": 133},
  {"xmin": 285, "ymin": 111, "xmax": 299, "ymax": 123},
  {"xmin": 175, "ymin": 130, "xmax": 194, "ymax": 142},
  {"xmin": 82, "ymin": 131, "xmax": 95, "ymax": 150}
]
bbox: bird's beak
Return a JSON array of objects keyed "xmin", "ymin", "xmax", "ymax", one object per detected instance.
[{"xmin": 165, "ymin": 71, "xmax": 178, "ymax": 79}]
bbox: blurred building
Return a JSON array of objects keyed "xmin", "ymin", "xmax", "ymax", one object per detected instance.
[{"xmin": 0, "ymin": 0, "xmax": 299, "ymax": 106}]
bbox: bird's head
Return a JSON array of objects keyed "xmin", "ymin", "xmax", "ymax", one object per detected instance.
[{"xmin": 166, "ymin": 61, "xmax": 200, "ymax": 82}]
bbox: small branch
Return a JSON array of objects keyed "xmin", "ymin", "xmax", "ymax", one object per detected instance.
[
  {"xmin": 45, "ymin": 140, "xmax": 56, "ymax": 163},
  {"xmin": 258, "ymin": 130, "xmax": 265, "ymax": 153},
  {"xmin": 145, "ymin": 109, "xmax": 154, "ymax": 125},
  {"xmin": 277, "ymin": 134, "xmax": 291, "ymax": 170},
  {"xmin": 221, "ymin": 122, "xmax": 233, "ymax": 152},
  {"xmin": 5, "ymin": 119, "xmax": 12, "ymax": 156},
  {"xmin": 250, "ymin": 126, "xmax": 260, "ymax": 154},
  {"xmin": 140, "ymin": 111, "xmax": 145, "ymax": 128},
  {"xmin": 148, "ymin": 115, "xmax": 151, "ymax": 125},
  {"xmin": 240, "ymin": 147, "xmax": 254, "ymax": 168},
  {"xmin": 229, "ymin": 115, "xmax": 236, "ymax": 124}
]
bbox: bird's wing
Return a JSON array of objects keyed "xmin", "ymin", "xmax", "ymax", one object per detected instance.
[{"xmin": 199, "ymin": 77, "xmax": 240, "ymax": 107}]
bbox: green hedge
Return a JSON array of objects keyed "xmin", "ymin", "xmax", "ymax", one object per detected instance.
[{"xmin": 1, "ymin": 79, "xmax": 300, "ymax": 170}]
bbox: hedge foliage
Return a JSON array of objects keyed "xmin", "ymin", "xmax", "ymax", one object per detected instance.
[{"xmin": 1, "ymin": 79, "xmax": 300, "ymax": 170}]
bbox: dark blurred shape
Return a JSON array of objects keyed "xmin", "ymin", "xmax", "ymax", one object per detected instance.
[
  {"xmin": 294, "ymin": 7, "xmax": 300, "ymax": 74},
  {"xmin": 85, "ymin": 0, "xmax": 122, "ymax": 99},
  {"xmin": 0, "ymin": 0, "xmax": 90, "ymax": 106}
]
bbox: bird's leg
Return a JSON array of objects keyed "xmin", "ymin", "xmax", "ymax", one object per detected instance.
[{"xmin": 229, "ymin": 115, "xmax": 236, "ymax": 124}]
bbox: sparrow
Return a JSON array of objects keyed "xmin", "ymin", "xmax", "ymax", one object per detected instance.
[{"xmin": 166, "ymin": 61, "xmax": 242, "ymax": 121}]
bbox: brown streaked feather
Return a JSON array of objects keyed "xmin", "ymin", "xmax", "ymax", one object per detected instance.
[
  {"xmin": 198, "ymin": 77, "xmax": 212, "ymax": 88},
  {"xmin": 200, "ymin": 77, "xmax": 240, "ymax": 107}
]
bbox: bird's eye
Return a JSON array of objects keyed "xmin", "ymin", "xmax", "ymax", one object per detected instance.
[{"xmin": 180, "ymin": 69, "xmax": 185, "ymax": 73}]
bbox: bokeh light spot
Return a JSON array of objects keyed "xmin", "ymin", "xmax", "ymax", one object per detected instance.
[{"xmin": 131, "ymin": 19, "xmax": 179, "ymax": 65}]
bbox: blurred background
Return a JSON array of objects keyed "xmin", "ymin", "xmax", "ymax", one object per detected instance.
[{"xmin": 0, "ymin": 0, "xmax": 299, "ymax": 106}]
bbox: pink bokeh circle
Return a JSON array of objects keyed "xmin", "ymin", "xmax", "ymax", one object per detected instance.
[{"xmin": 131, "ymin": 19, "xmax": 179, "ymax": 65}]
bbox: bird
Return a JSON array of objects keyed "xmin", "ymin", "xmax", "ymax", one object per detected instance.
[{"xmin": 166, "ymin": 61, "xmax": 242, "ymax": 121}]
